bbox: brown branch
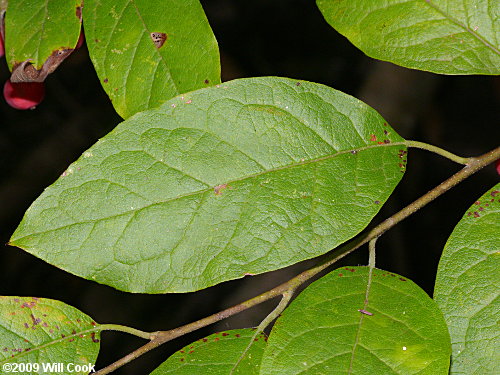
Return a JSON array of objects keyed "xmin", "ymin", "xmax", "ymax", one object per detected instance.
[{"xmin": 95, "ymin": 145, "xmax": 500, "ymax": 375}]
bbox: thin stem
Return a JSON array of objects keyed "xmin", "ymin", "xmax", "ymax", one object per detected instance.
[
  {"xmin": 368, "ymin": 238, "xmax": 377, "ymax": 269},
  {"xmin": 405, "ymin": 140, "xmax": 470, "ymax": 165},
  {"xmin": 94, "ymin": 145, "xmax": 500, "ymax": 375},
  {"xmin": 230, "ymin": 290, "xmax": 294, "ymax": 374},
  {"xmin": 97, "ymin": 324, "xmax": 152, "ymax": 340}
]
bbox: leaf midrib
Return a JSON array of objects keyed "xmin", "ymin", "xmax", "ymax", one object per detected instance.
[{"xmin": 12, "ymin": 142, "xmax": 406, "ymax": 241}]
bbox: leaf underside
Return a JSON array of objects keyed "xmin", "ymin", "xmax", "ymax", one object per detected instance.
[
  {"xmin": 0, "ymin": 296, "xmax": 100, "ymax": 374},
  {"xmin": 11, "ymin": 77, "xmax": 407, "ymax": 293},
  {"xmin": 260, "ymin": 267, "xmax": 451, "ymax": 375},
  {"xmin": 84, "ymin": 0, "xmax": 221, "ymax": 118},
  {"xmin": 151, "ymin": 329, "xmax": 267, "ymax": 374},
  {"xmin": 316, "ymin": 0, "xmax": 500, "ymax": 75},
  {"xmin": 434, "ymin": 184, "xmax": 500, "ymax": 374}
]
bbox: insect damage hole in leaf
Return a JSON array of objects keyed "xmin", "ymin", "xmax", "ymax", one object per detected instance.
[{"xmin": 150, "ymin": 32, "xmax": 167, "ymax": 48}]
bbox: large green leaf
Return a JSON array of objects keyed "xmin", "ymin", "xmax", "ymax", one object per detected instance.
[
  {"xmin": 316, "ymin": 0, "xmax": 500, "ymax": 75},
  {"xmin": 0, "ymin": 296, "xmax": 100, "ymax": 374},
  {"xmin": 84, "ymin": 0, "xmax": 221, "ymax": 118},
  {"xmin": 10, "ymin": 77, "xmax": 407, "ymax": 293},
  {"xmin": 5, "ymin": 0, "xmax": 82, "ymax": 72},
  {"xmin": 150, "ymin": 329, "xmax": 267, "ymax": 374},
  {"xmin": 434, "ymin": 184, "xmax": 500, "ymax": 374},
  {"xmin": 260, "ymin": 267, "xmax": 451, "ymax": 374}
]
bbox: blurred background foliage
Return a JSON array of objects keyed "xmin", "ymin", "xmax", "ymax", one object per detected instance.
[{"xmin": 1, "ymin": 1, "xmax": 498, "ymax": 373}]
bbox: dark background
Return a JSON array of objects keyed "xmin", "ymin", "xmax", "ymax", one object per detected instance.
[{"xmin": 1, "ymin": 1, "xmax": 498, "ymax": 373}]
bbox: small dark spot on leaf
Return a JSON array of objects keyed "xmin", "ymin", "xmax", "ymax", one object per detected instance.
[
  {"xmin": 384, "ymin": 139, "xmax": 390, "ymax": 144},
  {"xmin": 180, "ymin": 350, "xmax": 185, "ymax": 353},
  {"xmin": 473, "ymin": 212, "xmax": 480, "ymax": 218},
  {"xmin": 214, "ymin": 337, "xmax": 220, "ymax": 341},
  {"xmin": 68, "ymin": 338, "xmax": 75, "ymax": 342},
  {"xmin": 399, "ymin": 277, "xmax": 406, "ymax": 281},
  {"xmin": 23, "ymin": 323, "xmax": 29, "ymax": 329},
  {"xmin": 188, "ymin": 350, "xmax": 194, "ymax": 354},
  {"xmin": 91, "ymin": 321, "xmax": 96, "ymax": 326},
  {"xmin": 30, "ymin": 313, "xmax": 40, "ymax": 325},
  {"xmin": 374, "ymin": 200, "xmax": 380, "ymax": 204},
  {"xmin": 296, "ymin": 82, "xmax": 301, "ymax": 86},
  {"xmin": 61, "ymin": 334, "xmax": 66, "ymax": 338},
  {"xmin": 338, "ymin": 273, "xmax": 343, "ymax": 277},
  {"xmin": 150, "ymin": 32, "xmax": 167, "ymax": 48},
  {"xmin": 76, "ymin": 6, "xmax": 82, "ymax": 20},
  {"xmin": 204, "ymin": 79, "xmax": 209, "ymax": 84},
  {"xmin": 254, "ymin": 338, "xmax": 259, "ymax": 341},
  {"xmin": 222, "ymin": 332, "xmax": 229, "ymax": 336},
  {"xmin": 180, "ymin": 358, "xmax": 185, "ymax": 362},
  {"xmin": 90, "ymin": 332, "xmax": 99, "ymax": 343},
  {"xmin": 103, "ymin": 78, "xmax": 108, "ymax": 83},
  {"xmin": 474, "ymin": 201, "xmax": 480, "ymax": 205},
  {"xmin": 202, "ymin": 338, "xmax": 207, "ymax": 342},
  {"xmin": 370, "ymin": 134, "xmax": 377, "ymax": 142},
  {"xmin": 94, "ymin": 39, "xmax": 100, "ymax": 43},
  {"xmin": 351, "ymin": 150, "xmax": 357, "ymax": 154},
  {"xmin": 491, "ymin": 190, "xmax": 499, "ymax": 197},
  {"xmin": 235, "ymin": 334, "xmax": 241, "ymax": 337},
  {"xmin": 383, "ymin": 130, "xmax": 388, "ymax": 135}
]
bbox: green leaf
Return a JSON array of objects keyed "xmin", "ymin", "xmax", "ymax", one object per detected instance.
[
  {"xmin": 260, "ymin": 267, "xmax": 451, "ymax": 374},
  {"xmin": 434, "ymin": 184, "xmax": 500, "ymax": 374},
  {"xmin": 0, "ymin": 296, "xmax": 100, "ymax": 374},
  {"xmin": 316, "ymin": 0, "xmax": 500, "ymax": 75},
  {"xmin": 150, "ymin": 329, "xmax": 266, "ymax": 374},
  {"xmin": 84, "ymin": 0, "xmax": 221, "ymax": 118},
  {"xmin": 10, "ymin": 77, "xmax": 407, "ymax": 293},
  {"xmin": 5, "ymin": 0, "xmax": 82, "ymax": 70}
]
